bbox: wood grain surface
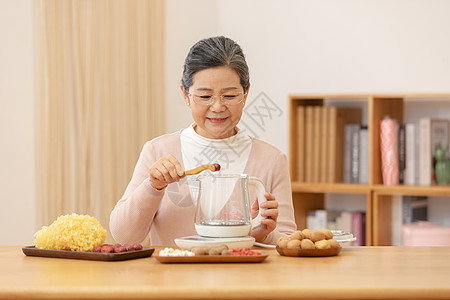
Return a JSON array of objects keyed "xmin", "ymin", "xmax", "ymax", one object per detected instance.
[{"xmin": 2, "ymin": 246, "xmax": 450, "ymax": 299}]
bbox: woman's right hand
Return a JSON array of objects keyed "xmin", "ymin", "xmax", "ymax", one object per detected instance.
[{"xmin": 149, "ymin": 154, "xmax": 185, "ymax": 190}]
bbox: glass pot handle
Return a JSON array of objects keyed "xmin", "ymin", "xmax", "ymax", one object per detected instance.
[{"xmin": 248, "ymin": 176, "xmax": 267, "ymax": 229}]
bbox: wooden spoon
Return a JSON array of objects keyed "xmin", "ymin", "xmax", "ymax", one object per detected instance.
[{"xmin": 184, "ymin": 163, "xmax": 221, "ymax": 176}]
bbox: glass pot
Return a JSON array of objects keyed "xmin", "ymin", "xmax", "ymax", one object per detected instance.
[{"xmin": 194, "ymin": 174, "xmax": 267, "ymax": 238}]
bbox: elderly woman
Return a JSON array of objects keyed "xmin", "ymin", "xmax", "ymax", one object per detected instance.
[{"xmin": 110, "ymin": 36, "xmax": 296, "ymax": 246}]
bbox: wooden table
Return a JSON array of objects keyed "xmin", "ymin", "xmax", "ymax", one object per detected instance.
[{"xmin": 1, "ymin": 246, "xmax": 450, "ymax": 299}]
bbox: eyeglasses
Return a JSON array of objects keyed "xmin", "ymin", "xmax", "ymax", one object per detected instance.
[{"xmin": 188, "ymin": 91, "xmax": 246, "ymax": 106}]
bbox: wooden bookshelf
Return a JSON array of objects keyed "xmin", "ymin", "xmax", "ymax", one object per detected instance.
[{"xmin": 289, "ymin": 94, "xmax": 450, "ymax": 246}]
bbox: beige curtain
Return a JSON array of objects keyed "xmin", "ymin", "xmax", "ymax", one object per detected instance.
[{"xmin": 36, "ymin": 0, "xmax": 165, "ymax": 242}]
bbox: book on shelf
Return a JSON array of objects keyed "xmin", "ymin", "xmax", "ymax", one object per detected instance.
[
  {"xmin": 296, "ymin": 106, "xmax": 305, "ymax": 182},
  {"xmin": 320, "ymin": 107, "xmax": 330, "ymax": 183},
  {"xmin": 398, "ymin": 124, "xmax": 406, "ymax": 184},
  {"xmin": 312, "ymin": 106, "xmax": 322, "ymax": 183},
  {"xmin": 359, "ymin": 126, "xmax": 369, "ymax": 184},
  {"xmin": 343, "ymin": 124, "xmax": 352, "ymax": 183},
  {"xmin": 391, "ymin": 197, "xmax": 403, "ymax": 246},
  {"xmin": 419, "ymin": 118, "xmax": 449, "ymax": 185},
  {"xmin": 351, "ymin": 125, "xmax": 361, "ymax": 183},
  {"xmin": 351, "ymin": 211, "xmax": 366, "ymax": 246},
  {"xmin": 343, "ymin": 124, "xmax": 360, "ymax": 183},
  {"xmin": 405, "ymin": 123, "xmax": 419, "ymax": 185},
  {"xmin": 305, "ymin": 106, "xmax": 314, "ymax": 182},
  {"xmin": 328, "ymin": 107, "xmax": 362, "ymax": 183}
]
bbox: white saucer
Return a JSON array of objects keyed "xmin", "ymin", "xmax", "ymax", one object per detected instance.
[
  {"xmin": 331, "ymin": 230, "xmax": 357, "ymax": 243},
  {"xmin": 174, "ymin": 235, "xmax": 255, "ymax": 250}
]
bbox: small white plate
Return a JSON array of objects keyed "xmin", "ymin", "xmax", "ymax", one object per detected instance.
[
  {"xmin": 254, "ymin": 242, "xmax": 276, "ymax": 248},
  {"xmin": 175, "ymin": 235, "xmax": 255, "ymax": 249},
  {"xmin": 331, "ymin": 230, "xmax": 357, "ymax": 243}
]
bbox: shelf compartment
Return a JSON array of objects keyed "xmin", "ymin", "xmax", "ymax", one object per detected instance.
[
  {"xmin": 369, "ymin": 97, "xmax": 403, "ymax": 185},
  {"xmin": 292, "ymin": 192, "xmax": 324, "ymax": 231},
  {"xmin": 289, "ymin": 93, "xmax": 450, "ymax": 246}
]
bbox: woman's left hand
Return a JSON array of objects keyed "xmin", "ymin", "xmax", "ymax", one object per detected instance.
[{"xmin": 250, "ymin": 192, "xmax": 278, "ymax": 243}]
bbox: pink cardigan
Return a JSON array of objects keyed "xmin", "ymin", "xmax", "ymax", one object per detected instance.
[{"xmin": 110, "ymin": 130, "xmax": 297, "ymax": 246}]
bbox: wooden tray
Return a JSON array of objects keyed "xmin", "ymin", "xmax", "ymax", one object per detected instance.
[
  {"xmin": 154, "ymin": 252, "xmax": 268, "ymax": 263},
  {"xmin": 22, "ymin": 246, "xmax": 155, "ymax": 261},
  {"xmin": 276, "ymin": 246, "xmax": 341, "ymax": 257}
]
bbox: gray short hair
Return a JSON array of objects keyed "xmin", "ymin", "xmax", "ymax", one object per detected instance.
[{"xmin": 181, "ymin": 36, "xmax": 250, "ymax": 93}]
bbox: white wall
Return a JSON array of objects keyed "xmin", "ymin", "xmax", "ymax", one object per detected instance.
[
  {"xmin": 166, "ymin": 0, "xmax": 450, "ymax": 154},
  {"xmin": 214, "ymin": 0, "xmax": 450, "ymax": 153},
  {"xmin": 2, "ymin": 0, "xmax": 450, "ymax": 244},
  {"xmin": 165, "ymin": 0, "xmax": 219, "ymax": 133},
  {"xmin": 0, "ymin": 0, "xmax": 36, "ymax": 245}
]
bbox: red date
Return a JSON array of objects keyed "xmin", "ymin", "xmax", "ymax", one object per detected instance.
[
  {"xmin": 114, "ymin": 246, "xmax": 126, "ymax": 253},
  {"xmin": 93, "ymin": 243, "xmax": 143, "ymax": 253},
  {"xmin": 133, "ymin": 243, "xmax": 143, "ymax": 250},
  {"xmin": 229, "ymin": 248, "xmax": 261, "ymax": 256},
  {"xmin": 100, "ymin": 245, "xmax": 114, "ymax": 253}
]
